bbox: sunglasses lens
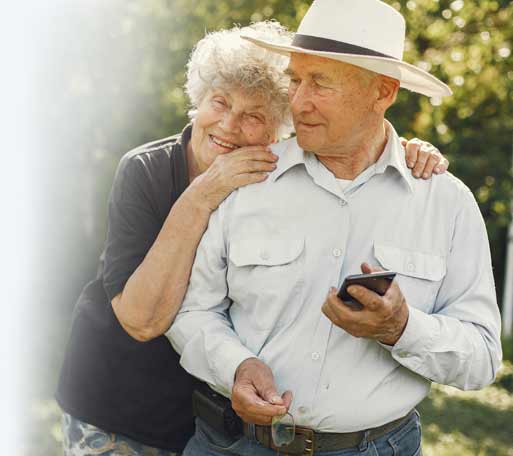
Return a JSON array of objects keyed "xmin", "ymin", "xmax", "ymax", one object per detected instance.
[{"xmin": 271, "ymin": 413, "xmax": 295, "ymax": 447}]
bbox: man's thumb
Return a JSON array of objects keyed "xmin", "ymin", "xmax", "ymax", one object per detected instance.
[
  {"xmin": 252, "ymin": 362, "xmax": 284, "ymax": 405},
  {"xmin": 361, "ymin": 262, "xmax": 383, "ymax": 274},
  {"xmin": 282, "ymin": 390, "xmax": 294, "ymax": 409},
  {"xmin": 259, "ymin": 384, "xmax": 283, "ymax": 405}
]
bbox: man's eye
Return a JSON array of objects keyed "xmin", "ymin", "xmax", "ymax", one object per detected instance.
[
  {"xmin": 213, "ymin": 99, "xmax": 226, "ymax": 108},
  {"xmin": 315, "ymin": 80, "xmax": 330, "ymax": 89}
]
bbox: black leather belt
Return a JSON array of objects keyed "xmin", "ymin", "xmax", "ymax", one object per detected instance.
[{"xmin": 243, "ymin": 410, "xmax": 415, "ymax": 455}]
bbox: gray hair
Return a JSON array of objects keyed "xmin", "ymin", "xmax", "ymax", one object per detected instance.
[{"xmin": 185, "ymin": 21, "xmax": 293, "ymax": 138}]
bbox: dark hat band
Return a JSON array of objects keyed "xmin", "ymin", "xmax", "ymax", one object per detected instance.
[{"xmin": 292, "ymin": 34, "xmax": 397, "ymax": 60}]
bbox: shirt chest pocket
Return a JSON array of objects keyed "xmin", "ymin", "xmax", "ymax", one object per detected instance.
[
  {"xmin": 228, "ymin": 239, "xmax": 305, "ymax": 331},
  {"xmin": 374, "ymin": 243, "xmax": 446, "ymax": 313}
]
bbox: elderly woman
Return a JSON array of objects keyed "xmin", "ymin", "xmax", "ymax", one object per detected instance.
[{"xmin": 56, "ymin": 21, "xmax": 447, "ymax": 456}]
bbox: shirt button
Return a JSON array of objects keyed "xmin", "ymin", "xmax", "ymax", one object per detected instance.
[
  {"xmin": 298, "ymin": 406, "xmax": 308, "ymax": 414},
  {"xmin": 333, "ymin": 248, "xmax": 342, "ymax": 257},
  {"xmin": 406, "ymin": 262, "xmax": 415, "ymax": 272},
  {"xmin": 311, "ymin": 352, "xmax": 320, "ymax": 360},
  {"xmin": 260, "ymin": 250, "xmax": 270, "ymax": 260},
  {"xmin": 339, "ymin": 199, "xmax": 346, "ymax": 206},
  {"xmin": 397, "ymin": 350, "xmax": 409, "ymax": 358}
]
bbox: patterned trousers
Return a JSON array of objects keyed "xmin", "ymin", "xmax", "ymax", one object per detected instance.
[{"xmin": 61, "ymin": 412, "xmax": 182, "ymax": 456}]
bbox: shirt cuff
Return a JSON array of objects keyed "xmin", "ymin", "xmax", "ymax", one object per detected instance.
[
  {"xmin": 211, "ymin": 340, "xmax": 256, "ymax": 397},
  {"xmin": 391, "ymin": 306, "xmax": 440, "ymax": 362}
]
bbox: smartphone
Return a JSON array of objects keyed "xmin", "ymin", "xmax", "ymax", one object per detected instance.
[{"xmin": 337, "ymin": 271, "xmax": 396, "ymax": 310}]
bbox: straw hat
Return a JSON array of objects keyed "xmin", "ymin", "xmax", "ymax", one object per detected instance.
[{"xmin": 242, "ymin": 0, "xmax": 452, "ymax": 97}]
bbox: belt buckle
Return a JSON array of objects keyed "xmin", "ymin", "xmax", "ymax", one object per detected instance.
[{"xmin": 294, "ymin": 426, "xmax": 315, "ymax": 455}]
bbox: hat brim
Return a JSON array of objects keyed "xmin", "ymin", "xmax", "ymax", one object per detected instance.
[{"xmin": 242, "ymin": 35, "xmax": 452, "ymax": 98}]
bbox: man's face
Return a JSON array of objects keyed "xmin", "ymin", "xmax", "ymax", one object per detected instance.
[
  {"xmin": 191, "ymin": 88, "xmax": 277, "ymax": 172},
  {"xmin": 286, "ymin": 53, "xmax": 376, "ymax": 155}
]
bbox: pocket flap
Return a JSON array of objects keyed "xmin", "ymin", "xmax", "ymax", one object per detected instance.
[
  {"xmin": 374, "ymin": 243, "xmax": 446, "ymax": 281},
  {"xmin": 230, "ymin": 239, "xmax": 304, "ymax": 267}
]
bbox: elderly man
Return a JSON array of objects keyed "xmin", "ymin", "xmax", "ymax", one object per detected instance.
[{"xmin": 168, "ymin": 1, "xmax": 502, "ymax": 455}]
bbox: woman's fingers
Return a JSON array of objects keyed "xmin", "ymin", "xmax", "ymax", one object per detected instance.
[
  {"xmin": 420, "ymin": 152, "xmax": 443, "ymax": 179},
  {"xmin": 234, "ymin": 159, "xmax": 277, "ymax": 174},
  {"xmin": 231, "ymin": 172, "xmax": 270, "ymax": 189},
  {"xmin": 411, "ymin": 145, "xmax": 430, "ymax": 178},
  {"xmin": 404, "ymin": 138, "xmax": 449, "ymax": 178},
  {"xmin": 404, "ymin": 138, "xmax": 421, "ymax": 169},
  {"xmin": 434, "ymin": 156, "xmax": 449, "ymax": 174},
  {"xmin": 230, "ymin": 145, "xmax": 278, "ymax": 163}
]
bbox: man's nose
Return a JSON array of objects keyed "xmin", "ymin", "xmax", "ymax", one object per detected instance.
[{"xmin": 290, "ymin": 81, "xmax": 315, "ymax": 114}]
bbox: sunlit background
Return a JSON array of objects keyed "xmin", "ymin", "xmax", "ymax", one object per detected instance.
[{"xmin": 3, "ymin": 1, "xmax": 513, "ymax": 455}]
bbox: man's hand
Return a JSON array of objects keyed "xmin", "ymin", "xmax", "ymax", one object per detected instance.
[
  {"xmin": 322, "ymin": 263, "xmax": 409, "ymax": 345},
  {"xmin": 400, "ymin": 137, "xmax": 449, "ymax": 179},
  {"xmin": 231, "ymin": 358, "xmax": 293, "ymax": 425}
]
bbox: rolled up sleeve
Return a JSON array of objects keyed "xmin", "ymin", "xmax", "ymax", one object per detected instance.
[{"xmin": 391, "ymin": 187, "xmax": 502, "ymax": 390}]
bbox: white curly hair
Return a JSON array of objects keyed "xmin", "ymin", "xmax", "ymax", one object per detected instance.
[{"xmin": 185, "ymin": 21, "xmax": 294, "ymax": 138}]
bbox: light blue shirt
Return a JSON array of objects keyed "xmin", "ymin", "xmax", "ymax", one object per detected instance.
[{"xmin": 168, "ymin": 125, "xmax": 502, "ymax": 432}]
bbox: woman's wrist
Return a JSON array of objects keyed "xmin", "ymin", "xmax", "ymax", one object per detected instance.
[{"xmin": 182, "ymin": 178, "xmax": 216, "ymax": 215}]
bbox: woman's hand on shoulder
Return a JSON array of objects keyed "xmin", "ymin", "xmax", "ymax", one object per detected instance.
[
  {"xmin": 188, "ymin": 146, "xmax": 279, "ymax": 212},
  {"xmin": 400, "ymin": 137, "xmax": 449, "ymax": 179}
]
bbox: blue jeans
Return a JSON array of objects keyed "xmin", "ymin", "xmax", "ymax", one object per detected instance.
[{"xmin": 183, "ymin": 411, "xmax": 422, "ymax": 456}]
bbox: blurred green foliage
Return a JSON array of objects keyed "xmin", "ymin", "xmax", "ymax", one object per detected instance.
[
  {"xmin": 28, "ymin": 0, "xmax": 513, "ymax": 454},
  {"xmin": 417, "ymin": 361, "xmax": 513, "ymax": 456}
]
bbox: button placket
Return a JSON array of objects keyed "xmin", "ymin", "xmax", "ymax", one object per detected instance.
[
  {"xmin": 296, "ymin": 317, "xmax": 331, "ymax": 415},
  {"xmin": 404, "ymin": 255, "xmax": 416, "ymax": 273},
  {"xmin": 293, "ymin": 203, "xmax": 347, "ymax": 415}
]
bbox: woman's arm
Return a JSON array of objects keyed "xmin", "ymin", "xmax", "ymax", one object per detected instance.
[
  {"xmin": 112, "ymin": 145, "xmax": 278, "ymax": 341},
  {"xmin": 111, "ymin": 187, "xmax": 212, "ymax": 342}
]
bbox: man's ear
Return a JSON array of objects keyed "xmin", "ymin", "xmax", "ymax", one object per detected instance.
[{"xmin": 373, "ymin": 76, "xmax": 400, "ymax": 113}]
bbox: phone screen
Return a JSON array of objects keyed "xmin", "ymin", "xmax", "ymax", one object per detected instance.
[{"xmin": 337, "ymin": 271, "xmax": 396, "ymax": 310}]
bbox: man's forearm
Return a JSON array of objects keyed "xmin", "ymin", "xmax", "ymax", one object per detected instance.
[
  {"xmin": 390, "ymin": 307, "xmax": 501, "ymax": 390},
  {"xmin": 112, "ymin": 185, "xmax": 212, "ymax": 341}
]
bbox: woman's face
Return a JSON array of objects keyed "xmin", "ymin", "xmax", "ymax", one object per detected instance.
[{"xmin": 190, "ymin": 88, "xmax": 278, "ymax": 172}]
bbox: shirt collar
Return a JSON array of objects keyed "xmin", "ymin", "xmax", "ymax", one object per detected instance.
[
  {"xmin": 269, "ymin": 139, "xmax": 350, "ymax": 200},
  {"xmin": 269, "ymin": 138, "xmax": 307, "ymax": 182},
  {"xmin": 270, "ymin": 138, "xmax": 336, "ymax": 185},
  {"xmin": 373, "ymin": 122, "xmax": 415, "ymax": 193},
  {"xmin": 270, "ymin": 121, "xmax": 415, "ymax": 194}
]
